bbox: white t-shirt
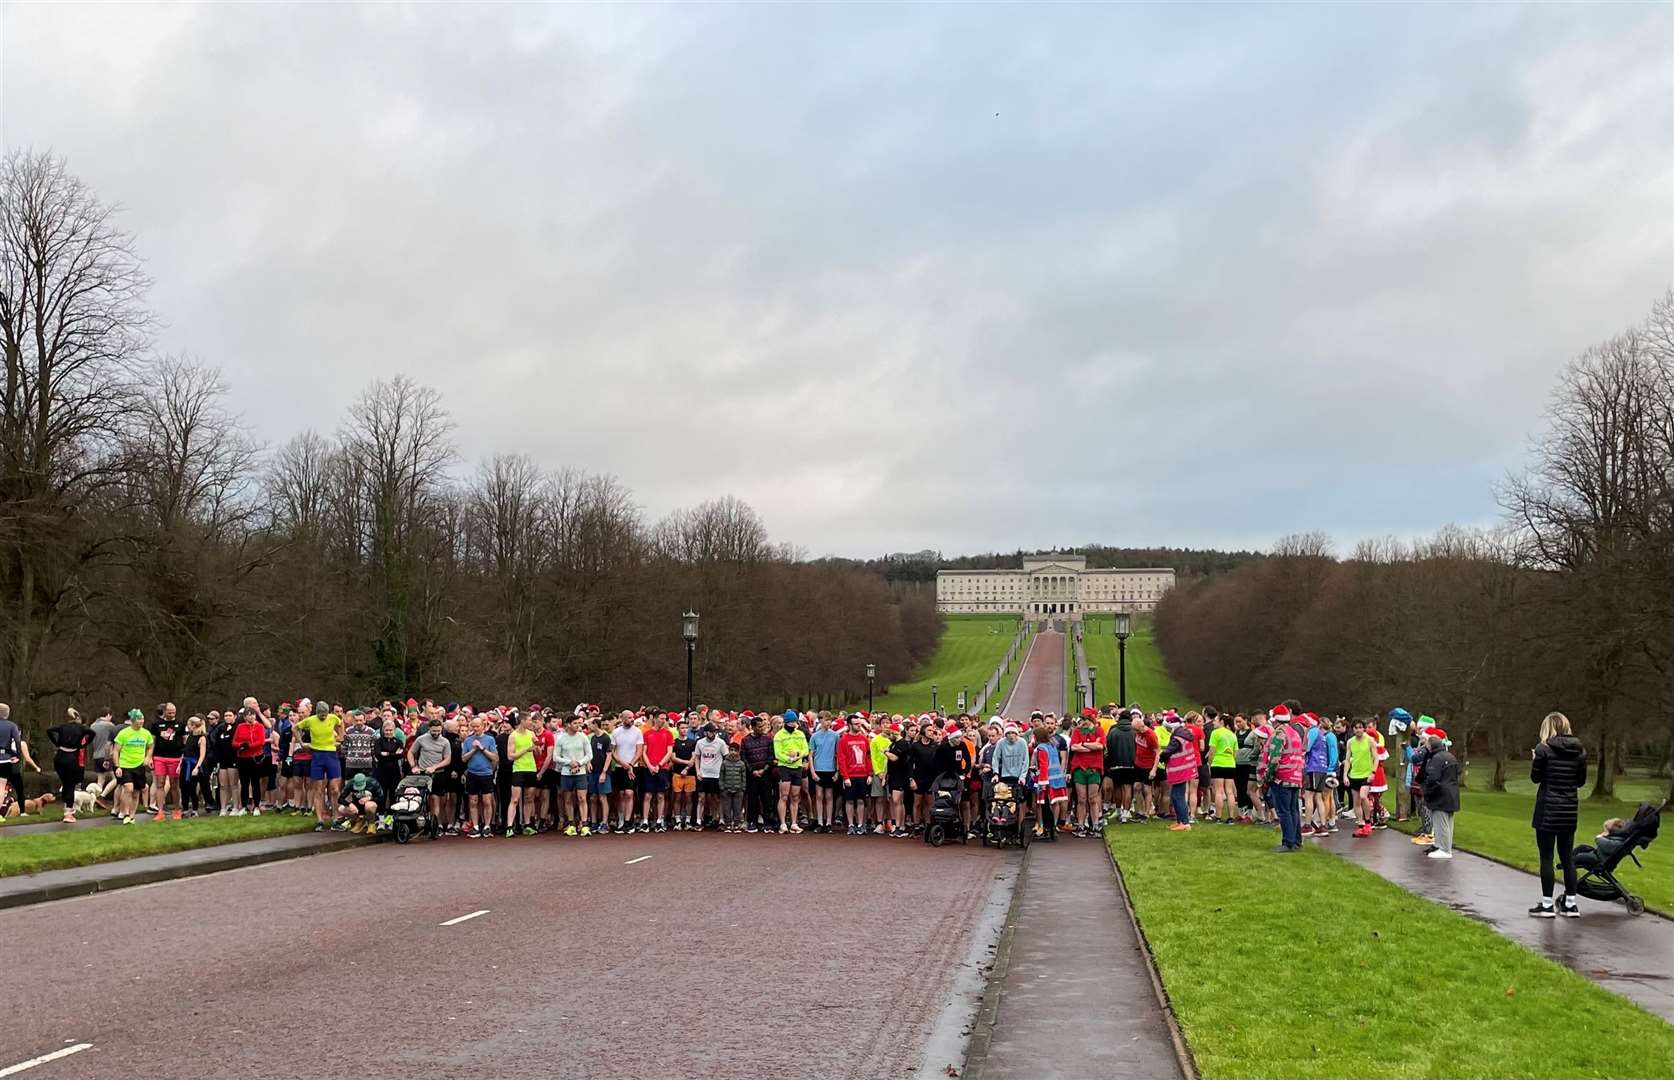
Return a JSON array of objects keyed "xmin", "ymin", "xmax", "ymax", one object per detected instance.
[
  {"xmin": 611, "ymin": 725, "xmax": 644, "ymax": 769},
  {"xmin": 695, "ymin": 736, "xmax": 727, "ymax": 779}
]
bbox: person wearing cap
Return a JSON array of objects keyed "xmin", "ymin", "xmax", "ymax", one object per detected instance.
[
  {"xmin": 1260, "ymin": 701, "xmax": 1309, "ymax": 852},
  {"xmin": 111, "ymin": 709, "xmax": 154, "ymax": 824},
  {"xmin": 772, "ymin": 711, "xmax": 808, "ymax": 834},
  {"xmin": 1102, "ymin": 709, "xmax": 1138, "ymax": 824},
  {"xmin": 333, "ymin": 770, "xmax": 385, "ymax": 833},
  {"xmin": 694, "ymin": 721, "xmax": 727, "ymax": 829}
]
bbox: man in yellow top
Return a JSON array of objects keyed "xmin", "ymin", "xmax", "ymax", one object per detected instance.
[
  {"xmin": 113, "ymin": 709, "xmax": 154, "ymax": 824},
  {"xmin": 295, "ymin": 701, "xmax": 343, "ymax": 829},
  {"xmin": 504, "ymin": 710, "xmax": 539, "ymax": 836},
  {"xmin": 773, "ymin": 710, "xmax": 809, "ymax": 835}
]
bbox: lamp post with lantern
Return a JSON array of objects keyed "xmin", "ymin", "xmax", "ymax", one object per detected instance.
[
  {"xmin": 866, "ymin": 663, "xmax": 876, "ymax": 714},
  {"xmin": 1114, "ymin": 612, "xmax": 1132, "ymax": 708},
  {"xmin": 682, "ymin": 611, "xmax": 700, "ymax": 712}
]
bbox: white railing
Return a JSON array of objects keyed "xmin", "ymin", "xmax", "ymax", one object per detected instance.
[{"xmin": 971, "ymin": 620, "xmax": 1029, "ymax": 717}]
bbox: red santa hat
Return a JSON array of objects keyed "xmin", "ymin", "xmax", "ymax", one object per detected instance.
[{"xmin": 1271, "ymin": 703, "xmax": 1292, "ymax": 720}]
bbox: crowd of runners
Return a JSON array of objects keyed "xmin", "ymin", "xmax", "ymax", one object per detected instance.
[{"xmin": 0, "ymin": 696, "xmax": 1461, "ymax": 849}]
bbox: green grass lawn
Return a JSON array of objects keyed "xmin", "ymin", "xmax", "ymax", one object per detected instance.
[
  {"xmin": 0, "ymin": 815, "xmax": 317, "ymax": 877},
  {"xmin": 982, "ymin": 623, "xmax": 1033, "ymax": 717},
  {"xmin": 1082, "ymin": 614, "xmax": 1194, "ymax": 712},
  {"xmin": 1108, "ymin": 821, "xmax": 1674, "ymax": 1079},
  {"xmin": 1391, "ymin": 773, "xmax": 1672, "ymax": 915},
  {"xmin": 868, "ymin": 614, "xmax": 1021, "ymax": 715}
]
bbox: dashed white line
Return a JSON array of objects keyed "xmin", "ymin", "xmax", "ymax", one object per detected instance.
[
  {"xmin": 624, "ymin": 855, "xmax": 653, "ymax": 865},
  {"xmin": 0, "ymin": 1043, "xmax": 93, "ymax": 1077},
  {"xmin": 439, "ymin": 909, "xmax": 490, "ymax": 926}
]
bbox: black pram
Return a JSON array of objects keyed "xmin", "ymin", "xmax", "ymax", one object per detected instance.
[{"xmin": 1573, "ymin": 801, "xmax": 1662, "ymax": 916}]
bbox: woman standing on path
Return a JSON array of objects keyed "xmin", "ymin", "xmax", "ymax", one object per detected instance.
[
  {"xmin": 46, "ymin": 707, "xmax": 91, "ymax": 822},
  {"xmin": 1530, "ymin": 711, "xmax": 1587, "ymax": 919}
]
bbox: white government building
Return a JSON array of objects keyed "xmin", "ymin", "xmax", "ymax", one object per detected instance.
[{"xmin": 935, "ymin": 554, "xmax": 1175, "ymax": 620}]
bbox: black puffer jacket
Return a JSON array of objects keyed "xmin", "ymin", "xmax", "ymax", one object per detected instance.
[{"xmin": 1531, "ymin": 734, "xmax": 1587, "ymax": 833}]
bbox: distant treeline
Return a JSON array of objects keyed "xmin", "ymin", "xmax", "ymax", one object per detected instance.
[{"xmin": 838, "ymin": 546, "xmax": 1266, "ymax": 584}]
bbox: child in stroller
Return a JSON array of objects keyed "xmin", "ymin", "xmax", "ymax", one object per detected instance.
[
  {"xmin": 387, "ymin": 773, "xmax": 437, "ymax": 844},
  {"xmin": 981, "ymin": 774, "xmax": 1032, "ymax": 850},
  {"xmin": 924, "ymin": 773, "xmax": 967, "ymax": 847},
  {"xmin": 1573, "ymin": 801, "xmax": 1663, "ymax": 915}
]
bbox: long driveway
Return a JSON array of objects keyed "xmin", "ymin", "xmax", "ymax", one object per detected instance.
[{"xmin": 1001, "ymin": 625, "xmax": 1066, "ymax": 717}]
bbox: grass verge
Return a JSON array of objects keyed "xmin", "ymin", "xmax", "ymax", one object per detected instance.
[
  {"xmin": 0, "ymin": 815, "xmax": 317, "ymax": 877},
  {"xmin": 869, "ymin": 615, "xmax": 1020, "ymax": 715},
  {"xmin": 1389, "ymin": 774, "xmax": 1671, "ymax": 915},
  {"xmin": 1081, "ymin": 613, "xmax": 1194, "ymax": 711},
  {"xmin": 1108, "ymin": 820, "xmax": 1674, "ymax": 1079}
]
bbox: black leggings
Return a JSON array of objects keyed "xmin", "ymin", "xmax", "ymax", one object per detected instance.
[
  {"xmin": 1537, "ymin": 827, "xmax": 1577, "ymax": 898},
  {"xmin": 237, "ymin": 760, "xmax": 265, "ymax": 809},
  {"xmin": 1235, "ymin": 765, "xmax": 1254, "ymax": 810},
  {"xmin": 54, "ymin": 755, "xmax": 83, "ymax": 808}
]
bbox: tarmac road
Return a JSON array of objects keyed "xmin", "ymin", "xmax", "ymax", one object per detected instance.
[
  {"xmin": 1001, "ymin": 627, "xmax": 1065, "ymax": 717},
  {"xmin": 2, "ymin": 832, "xmax": 1012, "ymax": 1080}
]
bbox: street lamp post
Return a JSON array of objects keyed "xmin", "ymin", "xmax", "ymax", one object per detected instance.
[
  {"xmin": 682, "ymin": 610, "xmax": 700, "ymax": 712},
  {"xmin": 1089, "ymin": 665, "xmax": 1098, "ymax": 712},
  {"xmin": 866, "ymin": 663, "xmax": 876, "ymax": 714},
  {"xmin": 1114, "ymin": 611, "xmax": 1132, "ymax": 708},
  {"xmin": 1076, "ymin": 683, "xmax": 1086, "ymax": 712},
  {"xmin": 931, "ymin": 684, "xmax": 938, "ymax": 714}
]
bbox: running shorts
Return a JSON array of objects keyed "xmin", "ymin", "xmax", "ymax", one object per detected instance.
[
  {"xmin": 672, "ymin": 774, "xmax": 695, "ymax": 793},
  {"xmin": 1210, "ymin": 766, "xmax": 1238, "ymax": 780},
  {"xmin": 152, "ymin": 756, "xmax": 182, "ymax": 778},
  {"xmin": 309, "ymin": 751, "xmax": 342, "ymax": 782}
]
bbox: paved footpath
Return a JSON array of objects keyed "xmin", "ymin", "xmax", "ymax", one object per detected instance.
[
  {"xmin": 1003, "ymin": 625, "xmax": 1065, "ymax": 716},
  {"xmin": 1316, "ymin": 828, "xmax": 1674, "ymax": 1023},
  {"xmin": 971, "ymin": 839, "xmax": 1185, "ymax": 1080},
  {"xmin": 1, "ymin": 833, "xmax": 1012, "ymax": 1080}
]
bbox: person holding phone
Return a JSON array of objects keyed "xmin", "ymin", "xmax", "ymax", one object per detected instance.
[{"xmin": 1529, "ymin": 711, "xmax": 1587, "ymax": 918}]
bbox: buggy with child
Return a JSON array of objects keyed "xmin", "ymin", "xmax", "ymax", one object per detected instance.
[
  {"xmin": 1573, "ymin": 801, "xmax": 1663, "ymax": 916},
  {"xmin": 923, "ymin": 772, "xmax": 968, "ymax": 847},
  {"xmin": 981, "ymin": 775, "xmax": 1032, "ymax": 850},
  {"xmin": 387, "ymin": 773, "xmax": 438, "ymax": 844}
]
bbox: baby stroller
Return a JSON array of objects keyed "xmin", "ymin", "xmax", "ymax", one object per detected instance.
[
  {"xmin": 387, "ymin": 773, "xmax": 436, "ymax": 844},
  {"xmin": 981, "ymin": 775, "xmax": 1031, "ymax": 850},
  {"xmin": 1574, "ymin": 801, "xmax": 1663, "ymax": 916},
  {"xmin": 923, "ymin": 773, "xmax": 968, "ymax": 847}
]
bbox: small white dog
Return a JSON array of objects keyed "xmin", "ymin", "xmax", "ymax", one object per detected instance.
[{"xmin": 74, "ymin": 783, "xmax": 101, "ymax": 816}]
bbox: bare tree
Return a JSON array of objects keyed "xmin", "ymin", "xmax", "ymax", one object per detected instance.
[
  {"xmin": 339, "ymin": 375, "xmax": 457, "ymax": 694},
  {"xmin": 0, "ymin": 150, "xmax": 150, "ymax": 707}
]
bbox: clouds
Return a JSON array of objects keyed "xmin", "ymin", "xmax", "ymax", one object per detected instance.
[{"xmin": 5, "ymin": 2, "xmax": 1669, "ymax": 556}]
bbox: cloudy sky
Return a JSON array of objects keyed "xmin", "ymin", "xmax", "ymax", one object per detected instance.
[{"xmin": 6, "ymin": 2, "xmax": 1670, "ymax": 558}]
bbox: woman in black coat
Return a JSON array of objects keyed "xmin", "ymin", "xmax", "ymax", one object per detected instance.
[{"xmin": 1530, "ymin": 710, "xmax": 1588, "ymax": 918}]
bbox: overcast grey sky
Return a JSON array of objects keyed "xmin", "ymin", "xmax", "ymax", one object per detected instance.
[{"xmin": 5, "ymin": 2, "xmax": 1670, "ymax": 557}]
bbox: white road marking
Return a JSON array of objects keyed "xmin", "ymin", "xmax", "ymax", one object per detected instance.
[
  {"xmin": 439, "ymin": 909, "xmax": 490, "ymax": 926},
  {"xmin": 624, "ymin": 855, "xmax": 653, "ymax": 865},
  {"xmin": 0, "ymin": 1043, "xmax": 93, "ymax": 1077}
]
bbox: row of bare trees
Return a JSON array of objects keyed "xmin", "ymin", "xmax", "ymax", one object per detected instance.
[
  {"xmin": 1156, "ymin": 294, "xmax": 1674, "ymax": 798},
  {"xmin": 0, "ymin": 150, "xmax": 938, "ymax": 742}
]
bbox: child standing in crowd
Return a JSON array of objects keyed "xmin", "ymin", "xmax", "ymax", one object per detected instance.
[{"xmin": 719, "ymin": 742, "xmax": 747, "ymax": 833}]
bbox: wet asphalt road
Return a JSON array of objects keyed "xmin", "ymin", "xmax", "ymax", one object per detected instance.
[{"xmin": 2, "ymin": 831, "xmax": 1011, "ymax": 1080}]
